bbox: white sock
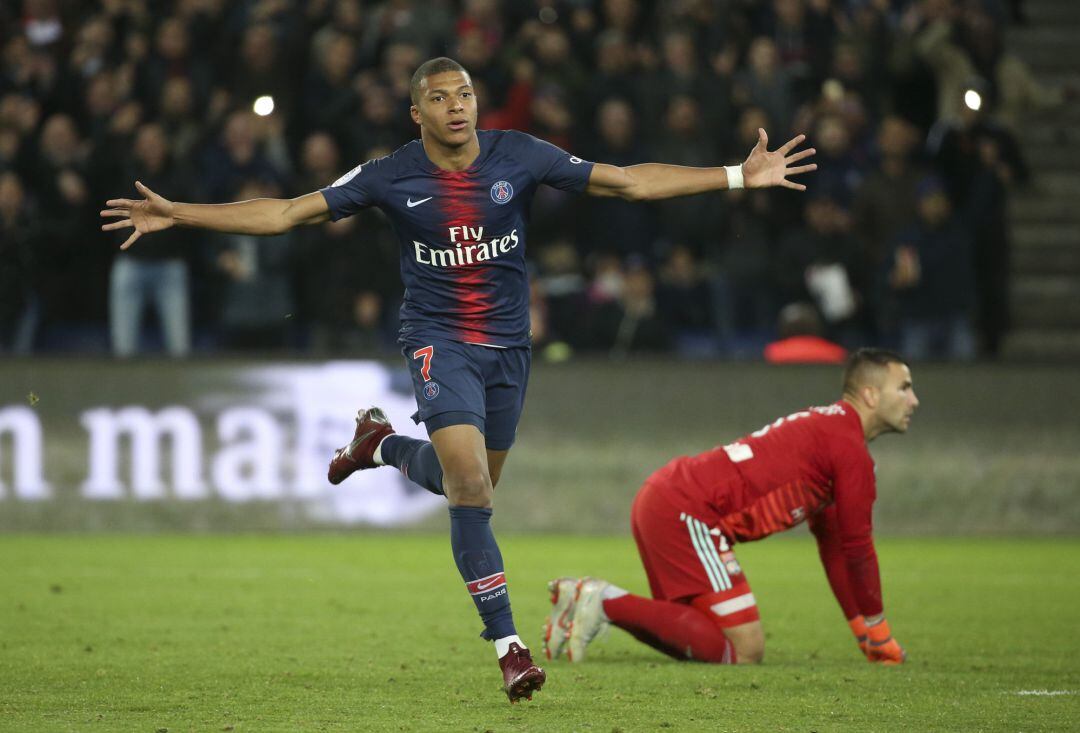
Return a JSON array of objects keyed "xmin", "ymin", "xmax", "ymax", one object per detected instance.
[
  {"xmin": 372, "ymin": 435, "xmax": 390, "ymax": 466},
  {"xmin": 495, "ymin": 634, "xmax": 525, "ymax": 658},
  {"xmin": 601, "ymin": 584, "xmax": 628, "ymax": 602}
]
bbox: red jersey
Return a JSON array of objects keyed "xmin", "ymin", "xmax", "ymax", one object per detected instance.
[{"xmin": 647, "ymin": 400, "xmax": 883, "ymax": 616}]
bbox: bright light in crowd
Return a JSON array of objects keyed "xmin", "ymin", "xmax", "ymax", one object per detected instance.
[
  {"xmin": 964, "ymin": 89, "xmax": 982, "ymax": 111},
  {"xmin": 253, "ymin": 95, "xmax": 275, "ymax": 116}
]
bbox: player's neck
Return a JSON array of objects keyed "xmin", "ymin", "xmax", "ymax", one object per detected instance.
[
  {"xmin": 844, "ymin": 395, "xmax": 880, "ymax": 442},
  {"xmin": 421, "ymin": 132, "xmax": 481, "ymax": 172}
]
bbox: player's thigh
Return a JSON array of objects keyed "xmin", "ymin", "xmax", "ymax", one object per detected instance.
[
  {"xmin": 402, "ymin": 336, "xmax": 487, "ymax": 439},
  {"xmin": 430, "ymin": 423, "xmax": 492, "ymax": 507},
  {"xmin": 630, "ymin": 483, "xmax": 670, "ymax": 600},
  {"xmin": 479, "ymin": 344, "xmax": 530, "ymax": 453},
  {"xmin": 689, "ymin": 548, "xmax": 764, "ymax": 663},
  {"xmin": 630, "ymin": 482, "xmax": 733, "ymax": 602}
]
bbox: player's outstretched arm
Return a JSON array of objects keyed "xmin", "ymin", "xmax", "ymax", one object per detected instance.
[
  {"xmin": 584, "ymin": 128, "xmax": 816, "ymax": 201},
  {"xmin": 100, "ymin": 181, "xmax": 332, "ymax": 250}
]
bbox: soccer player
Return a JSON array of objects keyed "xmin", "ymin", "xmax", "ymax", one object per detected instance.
[
  {"xmin": 100, "ymin": 57, "xmax": 817, "ymax": 701},
  {"xmin": 544, "ymin": 348, "xmax": 916, "ymax": 667}
]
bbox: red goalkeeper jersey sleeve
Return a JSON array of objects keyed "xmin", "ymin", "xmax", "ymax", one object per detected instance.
[{"xmin": 649, "ymin": 400, "xmax": 883, "ymax": 616}]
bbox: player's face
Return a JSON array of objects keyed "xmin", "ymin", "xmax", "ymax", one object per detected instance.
[
  {"xmin": 411, "ymin": 71, "xmax": 477, "ymax": 148},
  {"xmin": 876, "ymin": 363, "xmax": 919, "ymax": 433}
]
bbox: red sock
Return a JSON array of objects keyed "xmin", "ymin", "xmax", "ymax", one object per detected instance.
[{"xmin": 602, "ymin": 594, "xmax": 736, "ymax": 664}]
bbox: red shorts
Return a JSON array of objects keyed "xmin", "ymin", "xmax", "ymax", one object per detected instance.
[{"xmin": 631, "ymin": 479, "xmax": 760, "ymax": 628}]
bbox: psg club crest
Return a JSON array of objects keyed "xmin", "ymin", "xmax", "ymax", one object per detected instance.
[
  {"xmin": 490, "ymin": 180, "xmax": 513, "ymax": 205},
  {"xmin": 423, "ymin": 382, "xmax": 440, "ymax": 400}
]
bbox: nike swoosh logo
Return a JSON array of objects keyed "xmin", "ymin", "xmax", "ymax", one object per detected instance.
[
  {"xmin": 344, "ymin": 429, "xmax": 377, "ymax": 458},
  {"xmin": 476, "ymin": 576, "xmax": 504, "ymax": 591},
  {"xmin": 407, "ymin": 197, "xmax": 432, "ymax": 208}
]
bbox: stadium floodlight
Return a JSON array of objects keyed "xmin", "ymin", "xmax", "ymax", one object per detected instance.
[
  {"xmin": 964, "ymin": 89, "xmax": 982, "ymax": 112},
  {"xmin": 253, "ymin": 95, "xmax": 275, "ymax": 116}
]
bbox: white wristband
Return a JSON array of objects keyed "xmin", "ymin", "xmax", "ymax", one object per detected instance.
[{"xmin": 724, "ymin": 165, "xmax": 744, "ymax": 190}]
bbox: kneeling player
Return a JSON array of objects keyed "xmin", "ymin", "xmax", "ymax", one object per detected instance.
[{"xmin": 544, "ymin": 348, "xmax": 916, "ymax": 666}]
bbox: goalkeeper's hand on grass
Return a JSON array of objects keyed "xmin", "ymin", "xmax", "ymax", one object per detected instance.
[{"xmin": 864, "ymin": 616, "xmax": 906, "ymax": 665}]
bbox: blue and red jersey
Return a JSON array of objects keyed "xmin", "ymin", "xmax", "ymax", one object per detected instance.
[{"xmin": 320, "ymin": 129, "xmax": 594, "ymax": 347}]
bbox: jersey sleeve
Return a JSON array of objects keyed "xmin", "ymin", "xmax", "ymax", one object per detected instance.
[
  {"xmin": 808, "ymin": 504, "xmax": 861, "ymax": 620},
  {"xmin": 831, "ymin": 440, "xmax": 883, "ymax": 617},
  {"xmin": 514, "ymin": 132, "xmax": 594, "ymax": 192},
  {"xmin": 319, "ymin": 155, "xmax": 394, "ymax": 221}
]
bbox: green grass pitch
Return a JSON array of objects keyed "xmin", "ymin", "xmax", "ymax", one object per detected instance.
[{"xmin": 2, "ymin": 534, "xmax": 1078, "ymax": 732}]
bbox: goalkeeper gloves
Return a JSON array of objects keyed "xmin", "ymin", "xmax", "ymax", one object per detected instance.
[
  {"xmin": 848, "ymin": 615, "xmax": 870, "ymax": 656},
  {"xmin": 865, "ymin": 616, "xmax": 906, "ymax": 665}
]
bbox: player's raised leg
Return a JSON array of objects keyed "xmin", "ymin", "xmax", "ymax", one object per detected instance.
[{"xmin": 431, "ymin": 423, "xmax": 545, "ymax": 702}]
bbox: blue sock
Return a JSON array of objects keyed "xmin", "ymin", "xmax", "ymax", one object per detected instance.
[
  {"xmin": 448, "ymin": 506, "xmax": 517, "ymax": 642},
  {"xmin": 379, "ymin": 435, "xmax": 444, "ymax": 495}
]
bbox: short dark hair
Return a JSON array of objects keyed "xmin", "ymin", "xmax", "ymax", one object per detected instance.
[
  {"xmin": 842, "ymin": 348, "xmax": 908, "ymax": 396},
  {"xmin": 410, "ymin": 57, "xmax": 468, "ymax": 105}
]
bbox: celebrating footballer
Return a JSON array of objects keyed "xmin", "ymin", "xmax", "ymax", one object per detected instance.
[{"xmin": 101, "ymin": 57, "xmax": 817, "ymax": 701}]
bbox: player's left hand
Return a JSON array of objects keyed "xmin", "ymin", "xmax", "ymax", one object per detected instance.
[{"xmin": 741, "ymin": 128, "xmax": 817, "ymax": 191}]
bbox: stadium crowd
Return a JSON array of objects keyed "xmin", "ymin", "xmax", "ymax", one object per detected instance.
[{"xmin": 0, "ymin": 0, "xmax": 1065, "ymax": 360}]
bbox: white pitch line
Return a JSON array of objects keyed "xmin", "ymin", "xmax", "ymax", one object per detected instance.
[{"xmin": 1012, "ymin": 690, "xmax": 1075, "ymax": 697}]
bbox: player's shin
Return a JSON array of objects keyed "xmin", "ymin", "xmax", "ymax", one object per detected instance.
[
  {"xmin": 448, "ymin": 506, "xmax": 519, "ymax": 650},
  {"xmin": 377, "ymin": 435, "xmax": 445, "ymax": 495},
  {"xmin": 602, "ymin": 594, "xmax": 738, "ymax": 664}
]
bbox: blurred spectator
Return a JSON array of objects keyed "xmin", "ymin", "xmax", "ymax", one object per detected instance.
[
  {"xmin": 0, "ymin": 170, "xmax": 39, "ymax": 353},
  {"xmin": 135, "ymin": 16, "xmax": 213, "ymax": 115},
  {"xmin": 884, "ymin": 176, "xmax": 976, "ymax": 361},
  {"xmin": 763, "ymin": 302, "xmax": 847, "ymax": 364},
  {"xmin": 199, "ymin": 109, "xmax": 286, "ymax": 202},
  {"xmin": 295, "ymin": 131, "xmax": 341, "ymax": 195},
  {"xmin": 579, "ymin": 98, "xmax": 656, "ymax": 259},
  {"xmin": 655, "ymin": 245, "xmax": 716, "ymax": 356},
  {"xmin": 853, "ymin": 115, "xmax": 928, "ymax": 338},
  {"xmin": 302, "ymin": 31, "xmax": 361, "ymax": 151},
  {"xmin": 654, "ymin": 94, "xmax": 723, "ymax": 253},
  {"xmin": 904, "ymin": 2, "xmax": 1071, "ymax": 131},
  {"xmin": 294, "ymin": 211, "xmax": 400, "ymax": 354},
  {"xmin": 32, "ymin": 113, "xmax": 107, "ymax": 349},
  {"xmin": 208, "ymin": 179, "xmax": 296, "ymax": 350},
  {"xmin": 735, "ymin": 37, "xmax": 796, "ymax": 136},
  {"xmin": 109, "ymin": 123, "xmax": 193, "ymax": 357},
  {"xmin": 532, "ymin": 239, "xmax": 589, "ymax": 350},
  {"xmin": 228, "ymin": 23, "xmax": 298, "ymax": 124},
  {"xmin": 157, "ymin": 77, "xmax": 202, "ymax": 161},
  {"xmin": 930, "ymin": 96, "xmax": 1026, "ymax": 357},
  {"xmin": 810, "ymin": 113, "xmax": 862, "ymax": 207},
  {"xmin": 591, "ymin": 257, "xmax": 671, "ymax": 357},
  {"xmin": 709, "ymin": 108, "xmax": 787, "ymax": 353},
  {"xmin": 775, "ymin": 193, "xmax": 862, "ymax": 344}
]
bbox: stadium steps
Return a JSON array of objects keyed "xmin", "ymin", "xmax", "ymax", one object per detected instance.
[{"xmin": 1000, "ymin": 0, "xmax": 1080, "ymax": 361}]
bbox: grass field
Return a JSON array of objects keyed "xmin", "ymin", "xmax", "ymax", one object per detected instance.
[{"xmin": 2, "ymin": 534, "xmax": 1078, "ymax": 732}]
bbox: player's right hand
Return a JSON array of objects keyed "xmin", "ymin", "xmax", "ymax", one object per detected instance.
[
  {"xmin": 865, "ymin": 617, "xmax": 906, "ymax": 665},
  {"xmin": 100, "ymin": 180, "xmax": 176, "ymax": 250}
]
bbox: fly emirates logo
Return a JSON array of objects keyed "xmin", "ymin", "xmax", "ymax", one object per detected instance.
[{"xmin": 412, "ymin": 226, "xmax": 519, "ymax": 268}]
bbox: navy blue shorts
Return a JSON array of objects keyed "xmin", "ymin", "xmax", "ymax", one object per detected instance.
[{"xmin": 400, "ymin": 336, "xmax": 531, "ymax": 451}]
